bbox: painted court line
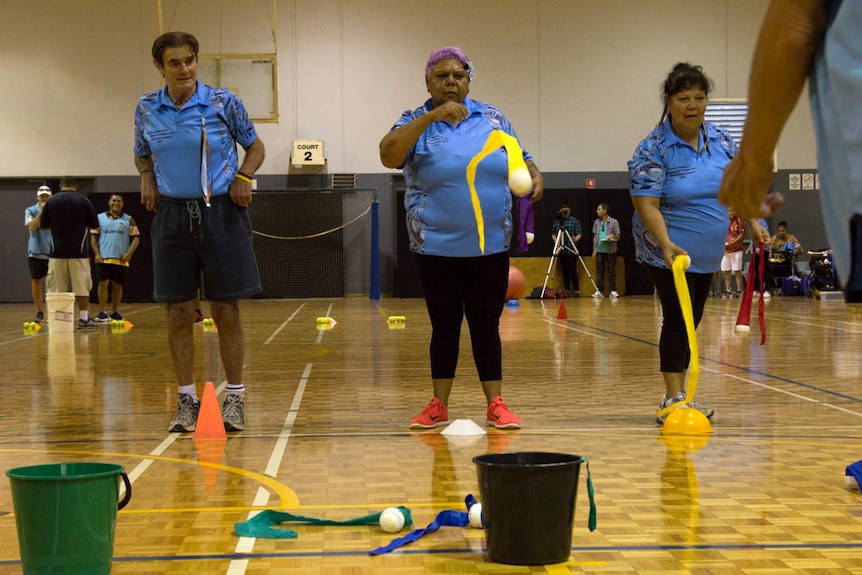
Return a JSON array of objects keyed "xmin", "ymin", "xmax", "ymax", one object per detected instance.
[
  {"xmin": 264, "ymin": 304, "xmax": 305, "ymax": 345},
  {"xmin": 702, "ymin": 366, "xmax": 862, "ymax": 418},
  {"xmin": 543, "ymin": 317, "xmax": 607, "ymax": 338},
  {"xmin": 227, "ymin": 362, "xmax": 312, "ymax": 574},
  {"xmin": 265, "ymin": 363, "xmax": 312, "ymax": 477},
  {"xmin": 82, "ymin": 540, "xmax": 862, "ymax": 567}
]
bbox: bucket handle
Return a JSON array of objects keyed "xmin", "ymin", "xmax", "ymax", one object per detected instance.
[{"xmin": 118, "ymin": 472, "xmax": 132, "ymax": 511}]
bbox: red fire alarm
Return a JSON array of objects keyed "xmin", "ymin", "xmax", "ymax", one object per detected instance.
[{"xmin": 586, "ymin": 178, "xmax": 596, "ymax": 189}]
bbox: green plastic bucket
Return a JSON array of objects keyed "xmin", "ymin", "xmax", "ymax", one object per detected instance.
[{"xmin": 6, "ymin": 462, "xmax": 132, "ymax": 575}]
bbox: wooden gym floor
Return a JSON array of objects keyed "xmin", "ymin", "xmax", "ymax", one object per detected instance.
[{"xmin": 1, "ymin": 294, "xmax": 861, "ymax": 574}]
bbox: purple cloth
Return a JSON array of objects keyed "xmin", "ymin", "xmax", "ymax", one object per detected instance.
[{"xmin": 516, "ymin": 194, "xmax": 534, "ymax": 253}]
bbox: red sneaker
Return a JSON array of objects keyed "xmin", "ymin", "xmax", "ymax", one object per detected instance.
[
  {"xmin": 409, "ymin": 397, "xmax": 449, "ymax": 429},
  {"xmin": 486, "ymin": 396, "xmax": 521, "ymax": 429}
]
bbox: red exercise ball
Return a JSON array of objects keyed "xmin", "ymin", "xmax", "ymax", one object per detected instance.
[{"xmin": 507, "ymin": 266, "xmax": 527, "ymax": 300}]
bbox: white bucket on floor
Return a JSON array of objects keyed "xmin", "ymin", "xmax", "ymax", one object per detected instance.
[{"xmin": 46, "ymin": 292, "xmax": 76, "ymax": 333}]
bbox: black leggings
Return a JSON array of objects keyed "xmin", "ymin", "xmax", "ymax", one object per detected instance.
[
  {"xmin": 647, "ymin": 266, "xmax": 713, "ymax": 373},
  {"xmin": 413, "ymin": 251, "xmax": 508, "ymax": 381}
]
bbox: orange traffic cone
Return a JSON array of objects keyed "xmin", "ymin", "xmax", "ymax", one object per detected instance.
[
  {"xmin": 194, "ymin": 381, "xmax": 227, "ymax": 440},
  {"xmin": 557, "ymin": 301, "xmax": 568, "ymax": 320}
]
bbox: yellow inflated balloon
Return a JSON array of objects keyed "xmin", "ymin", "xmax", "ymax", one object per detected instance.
[{"xmin": 662, "ymin": 407, "xmax": 713, "ymax": 436}]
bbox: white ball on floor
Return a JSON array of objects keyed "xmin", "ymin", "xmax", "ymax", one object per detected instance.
[
  {"xmin": 468, "ymin": 503, "xmax": 484, "ymax": 529},
  {"xmin": 379, "ymin": 507, "xmax": 405, "ymax": 533}
]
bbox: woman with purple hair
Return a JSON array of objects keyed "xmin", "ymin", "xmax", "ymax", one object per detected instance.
[{"xmin": 380, "ymin": 46, "xmax": 543, "ymax": 430}]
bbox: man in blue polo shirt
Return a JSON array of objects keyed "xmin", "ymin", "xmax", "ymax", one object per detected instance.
[
  {"xmin": 134, "ymin": 31, "xmax": 265, "ymax": 433},
  {"xmin": 25, "ymin": 185, "xmax": 54, "ymax": 323},
  {"xmin": 90, "ymin": 195, "xmax": 140, "ymax": 322}
]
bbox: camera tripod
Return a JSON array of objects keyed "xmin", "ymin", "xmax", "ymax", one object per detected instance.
[{"xmin": 541, "ymin": 227, "xmax": 600, "ymax": 298}]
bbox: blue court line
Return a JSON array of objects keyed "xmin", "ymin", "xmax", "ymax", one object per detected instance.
[
  {"xmin": 4, "ymin": 541, "xmax": 862, "ymax": 567},
  {"xmin": 559, "ymin": 315, "xmax": 862, "ymax": 404}
]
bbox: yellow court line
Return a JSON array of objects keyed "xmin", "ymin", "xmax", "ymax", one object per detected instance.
[
  {"xmin": 0, "ymin": 448, "xmax": 299, "ymax": 510},
  {"xmin": 120, "ymin": 502, "xmax": 448, "ymax": 515},
  {"xmin": 0, "ymin": 449, "xmax": 488, "ymax": 516}
]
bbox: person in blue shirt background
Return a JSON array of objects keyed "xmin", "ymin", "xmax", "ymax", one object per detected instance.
[
  {"xmin": 134, "ymin": 31, "xmax": 265, "ymax": 434},
  {"xmin": 380, "ymin": 46, "xmax": 543, "ymax": 431},
  {"xmin": 629, "ymin": 62, "xmax": 730, "ymax": 425},
  {"xmin": 90, "ymin": 195, "xmax": 140, "ymax": 322},
  {"xmin": 25, "ymin": 185, "xmax": 54, "ymax": 323}
]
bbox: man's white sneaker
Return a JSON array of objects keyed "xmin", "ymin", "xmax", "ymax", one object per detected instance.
[
  {"xmin": 591, "ymin": 291, "xmax": 603, "ymax": 299},
  {"xmin": 610, "ymin": 291, "xmax": 619, "ymax": 299}
]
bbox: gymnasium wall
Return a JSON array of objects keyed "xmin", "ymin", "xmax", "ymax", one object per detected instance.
[
  {"xmin": 0, "ymin": 0, "xmax": 819, "ymax": 176},
  {"xmin": 0, "ymin": 0, "xmax": 828, "ymax": 301}
]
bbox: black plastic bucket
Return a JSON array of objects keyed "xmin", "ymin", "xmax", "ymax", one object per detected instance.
[{"xmin": 473, "ymin": 452, "xmax": 582, "ymax": 565}]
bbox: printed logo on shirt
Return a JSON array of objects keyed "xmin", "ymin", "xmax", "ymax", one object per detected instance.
[
  {"xmin": 667, "ymin": 166, "xmax": 695, "ymax": 178},
  {"xmin": 149, "ymin": 129, "xmax": 174, "ymax": 144},
  {"xmin": 426, "ymin": 135, "xmax": 449, "ymax": 147}
]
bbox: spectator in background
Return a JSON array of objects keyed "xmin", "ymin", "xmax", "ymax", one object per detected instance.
[
  {"xmin": 39, "ymin": 178, "xmax": 100, "ymax": 329},
  {"xmin": 25, "ymin": 185, "xmax": 54, "ymax": 323},
  {"xmin": 721, "ymin": 208, "xmax": 746, "ymax": 297},
  {"xmin": 592, "ymin": 202, "xmax": 621, "ymax": 298},
  {"xmin": 90, "ymin": 195, "xmax": 141, "ymax": 322},
  {"xmin": 749, "ymin": 218, "xmax": 772, "ymax": 298},
  {"xmin": 769, "ymin": 221, "xmax": 803, "ymax": 255},
  {"xmin": 551, "ymin": 202, "xmax": 582, "ymax": 298}
]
